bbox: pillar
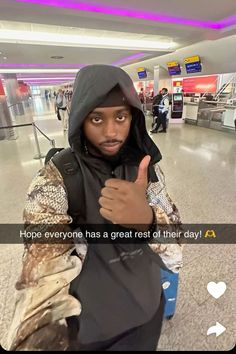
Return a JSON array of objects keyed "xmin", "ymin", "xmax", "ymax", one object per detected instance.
[
  {"xmin": 3, "ymin": 74, "xmax": 25, "ymax": 116},
  {"xmin": 0, "ymin": 79, "xmax": 17, "ymax": 140},
  {"xmin": 153, "ymin": 65, "xmax": 160, "ymax": 95}
]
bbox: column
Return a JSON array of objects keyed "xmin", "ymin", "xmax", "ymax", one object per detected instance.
[
  {"xmin": 3, "ymin": 74, "xmax": 24, "ymax": 116},
  {"xmin": 153, "ymin": 65, "xmax": 160, "ymax": 95},
  {"xmin": 0, "ymin": 79, "xmax": 17, "ymax": 140}
]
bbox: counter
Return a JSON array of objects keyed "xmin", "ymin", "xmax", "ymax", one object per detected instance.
[
  {"xmin": 183, "ymin": 102, "xmax": 199, "ymax": 123},
  {"xmin": 223, "ymin": 105, "xmax": 236, "ymax": 129},
  {"xmin": 183, "ymin": 100, "xmax": 236, "ymax": 132}
]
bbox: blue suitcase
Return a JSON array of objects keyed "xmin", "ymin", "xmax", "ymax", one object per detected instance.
[{"xmin": 160, "ymin": 269, "xmax": 179, "ymax": 319}]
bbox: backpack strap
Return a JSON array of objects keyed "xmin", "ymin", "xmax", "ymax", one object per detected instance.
[
  {"xmin": 50, "ymin": 147, "xmax": 85, "ymax": 224},
  {"xmin": 45, "ymin": 148, "xmax": 64, "ymax": 164}
]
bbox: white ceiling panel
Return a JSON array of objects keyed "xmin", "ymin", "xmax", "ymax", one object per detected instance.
[{"xmin": 0, "ymin": 0, "xmax": 235, "ymax": 78}]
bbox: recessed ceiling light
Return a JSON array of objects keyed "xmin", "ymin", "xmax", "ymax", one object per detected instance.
[
  {"xmin": 51, "ymin": 56, "xmax": 64, "ymax": 59},
  {"xmin": 3, "ymin": 56, "xmax": 7, "ymax": 60}
]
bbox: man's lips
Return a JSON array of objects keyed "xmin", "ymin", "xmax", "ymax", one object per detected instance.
[{"xmin": 100, "ymin": 141, "xmax": 122, "ymax": 152}]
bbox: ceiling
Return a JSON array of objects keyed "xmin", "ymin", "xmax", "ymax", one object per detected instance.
[{"xmin": 0, "ymin": 0, "xmax": 236, "ymax": 85}]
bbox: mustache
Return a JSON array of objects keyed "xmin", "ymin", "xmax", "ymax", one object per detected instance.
[{"xmin": 100, "ymin": 140, "xmax": 123, "ymax": 145}]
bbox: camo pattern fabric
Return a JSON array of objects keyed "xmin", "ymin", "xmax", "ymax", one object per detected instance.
[
  {"xmin": 147, "ymin": 164, "xmax": 183, "ymax": 273},
  {"xmin": 4, "ymin": 160, "xmax": 182, "ymax": 351}
]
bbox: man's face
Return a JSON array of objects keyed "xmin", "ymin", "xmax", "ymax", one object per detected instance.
[{"xmin": 83, "ymin": 106, "xmax": 132, "ymax": 156}]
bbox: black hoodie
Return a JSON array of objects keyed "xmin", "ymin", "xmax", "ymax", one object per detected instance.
[
  {"xmin": 67, "ymin": 65, "xmax": 163, "ymax": 345},
  {"xmin": 69, "ymin": 64, "xmax": 161, "ymax": 164}
]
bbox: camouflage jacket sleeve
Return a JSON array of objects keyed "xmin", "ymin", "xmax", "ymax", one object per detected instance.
[
  {"xmin": 5, "ymin": 161, "xmax": 87, "ymax": 351},
  {"xmin": 147, "ymin": 163, "xmax": 183, "ymax": 273}
]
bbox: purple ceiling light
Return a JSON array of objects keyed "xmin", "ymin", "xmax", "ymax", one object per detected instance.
[
  {"xmin": 22, "ymin": 78, "xmax": 75, "ymax": 81},
  {"xmin": 27, "ymin": 80, "xmax": 70, "ymax": 82},
  {"xmin": 219, "ymin": 15, "xmax": 236, "ymax": 28},
  {"xmin": 112, "ymin": 53, "xmax": 149, "ymax": 66},
  {"xmin": 15, "ymin": 0, "xmax": 223, "ymax": 29},
  {"xmin": 19, "ymin": 74, "xmax": 75, "ymax": 76},
  {"xmin": 27, "ymin": 80, "xmax": 74, "ymax": 84}
]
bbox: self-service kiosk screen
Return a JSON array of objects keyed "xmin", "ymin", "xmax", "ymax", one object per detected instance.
[{"xmin": 174, "ymin": 94, "xmax": 182, "ymax": 101}]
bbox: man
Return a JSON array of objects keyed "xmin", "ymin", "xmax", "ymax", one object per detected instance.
[
  {"xmin": 55, "ymin": 89, "xmax": 69, "ymax": 131},
  {"xmin": 150, "ymin": 88, "xmax": 169, "ymax": 133},
  {"xmin": 138, "ymin": 87, "xmax": 145, "ymax": 112},
  {"xmin": 5, "ymin": 65, "xmax": 182, "ymax": 351},
  {"xmin": 150, "ymin": 93, "xmax": 162, "ymax": 132}
]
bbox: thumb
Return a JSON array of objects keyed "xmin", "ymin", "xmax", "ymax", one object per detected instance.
[{"xmin": 135, "ymin": 155, "xmax": 151, "ymax": 187}]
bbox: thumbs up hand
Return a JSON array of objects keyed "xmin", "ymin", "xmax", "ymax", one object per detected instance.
[
  {"xmin": 99, "ymin": 155, "xmax": 153, "ymax": 230},
  {"xmin": 134, "ymin": 155, "xmax": 150, "ymax": 187}
]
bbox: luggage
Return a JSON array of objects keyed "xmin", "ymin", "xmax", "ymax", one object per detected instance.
[{"xmin": 160, "ymin": 268, "xmax": 179, "ymax": 319}]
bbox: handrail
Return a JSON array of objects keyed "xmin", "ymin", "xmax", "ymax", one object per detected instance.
[
  {"xmin": 33, "ymin": 122, "xmax": 53, "ymax": 144},
  {"xmin": 201, "ymin": 76, "xmax": 219, "ymax": 99},
  {"xmin": 0, "ymin": 123, "xmax": 32, "ymax": 129},
  {"xmin": 0, "ymin": 122, "xmax": 55, "ymax": 159},
  {"xmin": 215, "ymin": 73, "xmax": 236, "ymax": 100}
]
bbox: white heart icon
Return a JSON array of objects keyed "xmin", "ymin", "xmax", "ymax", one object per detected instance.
[{"xmin": 207, "ymin": 282, "xmax": 226, "ymax": 299}]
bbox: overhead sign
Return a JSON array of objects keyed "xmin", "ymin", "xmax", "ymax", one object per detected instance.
[
  {"xmin": 137, "ymin": 67, "xmax": 145, "ymax": 72},
  {"xmin": 136, "ymin": 67, "xmax": 147, "ymax": 79},
  {"xmin": 167, "ymin": 61, "xmax": 181, "ymax": 75},
  {"xmin": 184, "ymin": 55, "xmax": 202, "ymax": 74},
  {"xmin": 167, "ymin": 61, "xmax": 179, "ymax": 67},
  {"xmin": 184, "ymin": 55, "xmax": 200, "ymax": 64}
]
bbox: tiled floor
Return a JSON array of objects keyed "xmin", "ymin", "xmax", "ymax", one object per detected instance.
[{"xmin": 0, "ymin": 98, "xmax": 235, "ymax": 350}]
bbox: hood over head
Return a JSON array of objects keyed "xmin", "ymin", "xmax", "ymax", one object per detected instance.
[{"xmin": 69, "ymin": 64, "xmax": 162, "ymax": 165}]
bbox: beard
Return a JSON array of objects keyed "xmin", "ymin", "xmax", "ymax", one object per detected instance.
[{"xmin": 84, "ymin": 137, "xmax": 129, "ymax": 167}]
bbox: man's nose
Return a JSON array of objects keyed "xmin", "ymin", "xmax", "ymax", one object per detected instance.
[{"xmin": 103, "ymin": 121, "xmax": 117, "ymax": 138}]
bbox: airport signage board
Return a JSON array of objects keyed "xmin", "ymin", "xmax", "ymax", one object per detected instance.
[
  {"xmin": 136, "ymin": 67, "xmax": 147, "ymax": 79},
  {"xmin": 184, "ymin": 55, "xmax": 200, "ymax": 64},
  {"xmin": 184, "ymin": 55, "xmax": 202, "ymax": 74},
  {"xmin": 167, "ymin": 61, "xmax": 181, "ymax": 75}
]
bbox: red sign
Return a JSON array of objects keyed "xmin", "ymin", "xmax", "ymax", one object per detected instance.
[
  {"xmin": 173, "ymin": 80, "xmax": 183, "ymax": 87},
  {"xmin": 183, "ymin": 75, "xmax": 218, "ymax": 93},
  {"xmin": 18, "ymin": 81, "xmax": 30, "ymax": 94},
  {"xmin": 0, "ymin": 80, "xmax": 5, "ymax": 96}
]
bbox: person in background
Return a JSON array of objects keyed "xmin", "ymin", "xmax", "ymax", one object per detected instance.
[
  {"xmin": 150, "ymin": 88, "xmax": 169, "ymax": 134},
  {"xmin": 150, "ymin": 93, "xmax": 162, "ymax": 132},
  {"xmin": 138, "ymin": 87, "xmax": 145, "ymax": 112},
  {"xmin": 44, "ymin": 89, "xmax": 49, "ymax": 100},
  {"xmin": 55, "ymin": 89, "xmax": 69, "ymax": 131}
]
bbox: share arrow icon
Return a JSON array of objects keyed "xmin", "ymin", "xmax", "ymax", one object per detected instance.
[{"xmin": 207, "ymin": 322, "xmax": 226, "ymax": 337}]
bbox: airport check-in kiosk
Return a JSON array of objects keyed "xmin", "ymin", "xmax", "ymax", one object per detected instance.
[{"xmin": 171, "ymin": 93, "xmax": 183, "ymax": 118}]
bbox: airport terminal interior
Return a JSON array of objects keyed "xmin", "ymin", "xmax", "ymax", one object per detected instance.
[{"xmin": 0, "ymin": 0, "xmax": 236, "ymax": 351}]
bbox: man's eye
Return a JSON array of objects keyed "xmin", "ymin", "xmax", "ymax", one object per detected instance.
[
  {"xmin": 91, "ymin": 117, "xmax": 102, "ymax": 123},
  {"xmin": 116, "ymin": 115, "xmax": 127, "ymax": 122}
]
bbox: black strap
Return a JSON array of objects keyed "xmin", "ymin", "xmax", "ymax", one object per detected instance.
[
  {"xmin": 45, "ymin": 148, "xmax": 64, "ymax": 164},
  {"xmin": 48, "ymin": 147, "xmax": 85, "ymax": 224}
]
